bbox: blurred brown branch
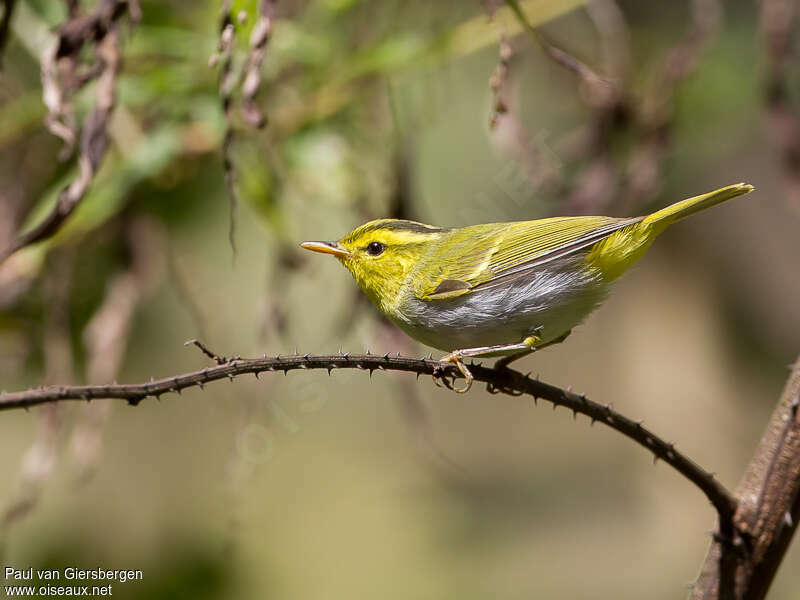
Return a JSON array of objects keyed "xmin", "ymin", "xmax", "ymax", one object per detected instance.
[
  {"xmin": 761, "ymin": 0, "xmax": 800, "ymax": 216},
  {"xmin": 0, "ymin": 0, "xmax": 139, "ymax": 265},
  {"xmin": 68, "ymin": 217, "xmax": 165, "ymax": 480},
  {"xmin": 692, "ymin": 356, "xmax": 800, "ymax": 600},
  {"xmin": 0, "ymin": 0, "xmax": 16, "ymax": 66},
  {"xmin": 210, "ymin": 0, "xmax": 276, "ymax": 257},
  {"xmin": 0, "ymin": 248, "xmax": 76, "ymax": 554}
]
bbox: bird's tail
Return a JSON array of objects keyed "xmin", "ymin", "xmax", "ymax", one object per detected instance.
[
  {"xmin": 641, "ymin": 182, "xmax": 754, "ymax": 229},
  {"xmin": 587, "ymin": 182, "xmax": 755, "ymax": 281}
]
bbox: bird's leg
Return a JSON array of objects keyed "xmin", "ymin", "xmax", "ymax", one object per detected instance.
[
  {"xmin": 438, "ymin": 330, "xmax": 574, "ymax": 393},
  {"xmin": 439, "ymin": 338, "xmax": 540, "ymax": 394},
  {"xmin": 494, "ymin": 329, "xmax": 572, "ymax": 371}
]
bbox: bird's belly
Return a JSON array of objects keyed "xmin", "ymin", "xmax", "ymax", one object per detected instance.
[{"xmin": 394, "ymin": 260, "xmax": 609, "ymax": 352}]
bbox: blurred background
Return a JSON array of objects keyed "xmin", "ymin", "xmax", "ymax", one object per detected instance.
[{"xmin": 0, "ymin": 0, "xmax": 799, "ymax": 598}]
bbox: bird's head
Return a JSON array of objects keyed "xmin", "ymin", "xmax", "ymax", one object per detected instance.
[{"xmin": 301, "ymin": 219, "xmax": 448, "ymax": 313}]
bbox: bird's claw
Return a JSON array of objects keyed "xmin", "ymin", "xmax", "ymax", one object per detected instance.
[{"xmin": 438, "ymin": 352, "xmax": 473, "ymax": 394}]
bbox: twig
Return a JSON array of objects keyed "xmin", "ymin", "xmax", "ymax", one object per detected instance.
[
  {"xmin": 488, "ymin": 33, "xmax": 512, "ymax": 130},
  {"xmin": 505, "ymin": 0, "xmax": 609, "ymax": 93},
  {"xmin": 210, "ymin": 0, "xmax": 277, "ymax": 257},
  {"xmin": 0, "ymin": 348, "xmax": 737, "ymax": 525},
  {"xmin": 184, "ymin": 339, "xmax": 229, "ymax": 365}
]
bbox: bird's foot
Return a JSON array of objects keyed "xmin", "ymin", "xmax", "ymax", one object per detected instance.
[{"xmin": 438, "ymin": 351, "xmax": 473, "ymax": 394}]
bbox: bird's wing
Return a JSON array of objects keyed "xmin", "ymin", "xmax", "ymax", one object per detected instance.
[{"xmin": 415, "ymin": 216, "xmax": 640, "ymax": 301}]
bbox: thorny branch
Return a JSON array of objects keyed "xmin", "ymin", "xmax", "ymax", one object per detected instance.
[
  {"xmin": 0, "ymin": 348, "xmax": 738, "ymax": 526},
  {"xmin": 691, "ymin": 356, "xmax": 800, "ymax": 600},
  {"xmin": 0, "ymin": 0, "xmax": 139, "ymax": 264}
]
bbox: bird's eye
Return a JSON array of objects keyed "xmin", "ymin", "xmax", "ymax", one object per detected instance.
[{"xmin": 366, "ymin": 241, "xmax": 386, "ymax": 256}]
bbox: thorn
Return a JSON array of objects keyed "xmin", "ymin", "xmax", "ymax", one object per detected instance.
[
  {"xmin": 327, "ymin": 367, "xmax": 333, "ymax": 375},
  {"xmin": 396, "ymin": 351, "xmax": 401, "ymax": 357},
  {"xmin": 294, "ymin": 347, "xmax": 298, "ymax": 355},
  {"xmin": 590, "ymin": 417, "xmax": 596, "ymax": 426},
  {"xmin": 653, "ymin": 455, "xmax": 659, "ymax": 465},
  {"xmin": 198, "ymin": 381, "xmax": 205, "ymax": 389},
  {"xmin": 666, "ymin": 442, "xmax": 675, "ymax": 458},
  {"xmin": 566, "ymin": 385, "xmax": 572, "ymax": 393},
  {"xmin": 343, "ymin": 352, "xmax": 350, "ymax": 359},
  {"xmin": 785, "ymin": 512, "xmax": 794, "ymax": 528},
  {"xmin": 369, "ymin": 369, "xmax": 374, "ymax": 378},
  {"xmin": 262, "ymin": 353, "xmax": 267, "ymax": 359},
  {"xmin": 253, "ymin": 372, "xmax": 259, "ymax": 379},
  {"xmin": 416, "ymin": 372, "xmax": 421, "ymax": 380},
  {"xmin": 383, "ymin": 352, "xmax": 390, "ymax": 360},
  {"xmin": 276, "ymin": 354, "xmax": 281, "ymax": 360},
  {"xmin": 532, "ymin": 396, "xmax": 537, "ymax": 406},
  {"xmin": 304, "ymin": 353, "xmax": 310, "ymax": 360},
  {"xmin": 428, "ymin": 353, "xmax": 433, "ymax": 359},
  {"xmin": 572, "ymin": 409, "xmax": 577, "ymax": 420},
  {"xmin": 338, "ymin": 348, "xmax": 342, "ymax": 355},
  {"xmin": 366, "ymin": 349, "xmax": 371, "ymax": 355},
  {"xmin": 283, "ymin": 369, "xmax": 288, "ymax": 376},
  {"xmin": 636, "ymin": 420, "xmax": 644, "ymax": 428},
  {"xmin": 227, "ymin": 373, "xmax": 234, "ymax": 381}
]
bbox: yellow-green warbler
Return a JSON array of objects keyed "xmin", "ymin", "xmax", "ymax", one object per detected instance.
[{"xmin": 301, "ymin": 183, "xmax": 754, "ymax": 392}]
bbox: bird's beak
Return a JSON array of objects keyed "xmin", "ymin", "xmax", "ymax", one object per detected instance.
[{"xmin": 300, "ymin": 240, "xmax": 350, "ymax": 258}]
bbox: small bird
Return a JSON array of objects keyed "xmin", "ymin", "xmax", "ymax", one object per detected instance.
[{"xmin": 301, "ymin": 183, "xmax": 754, "ymax": 392}]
